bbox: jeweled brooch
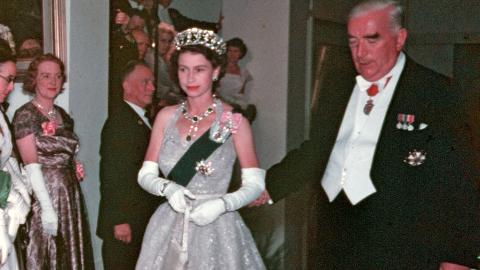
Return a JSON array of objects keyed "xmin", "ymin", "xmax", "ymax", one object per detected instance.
[
  {"xmin": 195, "ymin": 160, "xmax": 214, "ymax": 176},
  {"xmin": 403, "ymin": 149, "xmax": 426, "ymax": 166},
  {"xmin": 210, "ymin": 111, "xmax": 242, "ymax": 143}
]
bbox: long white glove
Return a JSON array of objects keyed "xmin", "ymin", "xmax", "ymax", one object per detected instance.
[
  {"xmin": 25, "ymin": 163, "xmax": 57, "ymax": 236},
  {"xmin": 138, "ymin": 161, "xmax": 196, "ymax": 213},
  {"xmin": 191, "ymin": 168, "xmax": 265, "ymax": 226},
  {"xmin": 0, "ymin": 210, "xmax": 12, "ymax": 264},
  {"xmin": 6, "ymin": 158, "xmax": 31, "ymax": 206}
]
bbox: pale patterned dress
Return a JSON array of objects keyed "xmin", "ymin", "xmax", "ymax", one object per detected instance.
[{"xmin": 136, "ymin": 103, "xmax": 265, "ymax": 270}]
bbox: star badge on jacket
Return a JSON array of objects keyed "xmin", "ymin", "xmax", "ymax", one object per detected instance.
[{"xmin": 404, "ymin": 149, "xmax": 426, "ymax": 166}]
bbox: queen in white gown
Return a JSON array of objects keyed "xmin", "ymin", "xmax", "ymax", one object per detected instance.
[{"xmin": 135, "ymin": 28, "xmax": 266, "ymax": 270}]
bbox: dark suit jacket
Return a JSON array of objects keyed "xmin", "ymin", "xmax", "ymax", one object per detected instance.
[
  {"xmin": 267, "ymin": 58, "xmax": 480, "ymax": 269},
  {"xmin": 464, "ymin": 79, "xmax": 480, "ymax": 173},
  {"xmin": 97, "ymin": 101, "xmax": 162, "ymax": 244}
]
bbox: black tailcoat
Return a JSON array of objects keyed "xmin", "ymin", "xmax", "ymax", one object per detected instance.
[{"xmin": 267, "ymin": 58, "xmax": 480, "ymax": 269}]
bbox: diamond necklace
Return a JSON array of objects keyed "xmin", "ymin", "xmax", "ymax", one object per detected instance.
[
  {"xmin": 32, "ymin": 100, "xmax": 57, "ymax": 120},
  {"xmin": 181, "ymin": 98, "xmax": 217, "ymax": 142}
]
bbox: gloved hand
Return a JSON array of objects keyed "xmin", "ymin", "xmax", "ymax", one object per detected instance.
[
  {"xmin": 0, "ymin": 210, "xmax": 12, "ymax": 264},
  {"xmin": 7, "ymin": 222, "xmax": 18, "ymax": 241},
  {"xmin": 6, "ymin": 188, "xmax": 30, "ymax": 239},
  {"xmin": 190, "ymin": 198, "xmax": 225, "ymax": 226},
  {"xmin": 6, "ymin": 188, "xmax": 29, "ymax": 224},
  {"xmin": 138, "ymin": 161, "xmax": 195, "ymax": 213},
  {"xmin": 191, "ymin": 168, "xmax": 265, "ymax": 226},
  {"xmin": 12, "ymin": 180, "xmax": 30, "ymax": 208},
  {"xmin": 7, "ymin": 158, "xmax": 31, "ymax": 206},
  {"xmin": 163, "ymin": 181, "xmax": 196, "ymax": 213},
  {"xmin": 25, "ymin": 163, "xmax": 58, "ymax": 236}
]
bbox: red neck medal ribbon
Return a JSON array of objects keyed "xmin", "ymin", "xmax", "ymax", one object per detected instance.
[{"xmin": 363, "ymin": 84, "xmax": 379, "ymax": 115}]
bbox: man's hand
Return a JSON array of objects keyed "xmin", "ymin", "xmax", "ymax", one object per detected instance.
[
  {"xmin": 248, "ymin": 190, "xmax": 272, "ymax": 207},
  {"xmin": 114, "ymin": 223, "xmax": 132, "ymax": 244}
]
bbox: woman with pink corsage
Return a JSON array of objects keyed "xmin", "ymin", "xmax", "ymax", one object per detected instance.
[
  {"xmin": 12, "ymin": 54, "xmax": 94, "ymax": 270},
  {"xmin": 136, "ymin": 28, "xmax": 266, "ymax": 269}
]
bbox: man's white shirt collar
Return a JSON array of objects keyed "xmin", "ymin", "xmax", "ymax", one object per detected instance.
[{"xmin": 125, "ymin": 100, "xmax": 151, "ymax": 128}]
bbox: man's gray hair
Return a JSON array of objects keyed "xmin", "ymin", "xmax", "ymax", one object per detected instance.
[{"xmin": 349, "ymin": 0, "xmax": 404, "ymax": 32}]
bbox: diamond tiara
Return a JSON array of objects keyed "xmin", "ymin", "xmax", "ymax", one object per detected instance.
[{"xmin": 173, "ymin": 27, "xmax": 227, "ymax": 55}]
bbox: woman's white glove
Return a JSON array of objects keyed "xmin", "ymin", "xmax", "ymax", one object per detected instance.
[
  {"xmin": 5, "ymin": 188, "xmax": 29, "ymax": 239},
  {"xmin": 190, "ymin": 199, "xmax": 225, "ymax": 226},
  {"xmin": 0, "ymin": 210, "xmax": 12, "ymax": 264},
  {"xmin": 25, "ymin": 163, "xmax": 58, "ymax": 236},
  {"xmin": 190, "ymin": 168, "xmax": 265, "ymax": 226},
  {"xmin": 138, "ymin": 161, "xmax": 195, "ymax": 213},
  {"xmin": 222, "ymin": 168, "xmax": 265, "ymax": 211}
]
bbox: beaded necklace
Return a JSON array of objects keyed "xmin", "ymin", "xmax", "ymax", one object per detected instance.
[
  {"xmin": 32, "ymin": 100, "xmax": 57, "ymax": 120},
  {"xmin": 181, "ymin": 98, "xmax": 217, "ymax": 142}
]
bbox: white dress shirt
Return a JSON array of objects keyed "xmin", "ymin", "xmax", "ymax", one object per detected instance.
[
  {"xmin": 321, "ymin": 52, "xmax": 406, "ymax": 205},
  {"xmin": 125, "ymin": 100, "xmax": 151, "ymax": 129}
]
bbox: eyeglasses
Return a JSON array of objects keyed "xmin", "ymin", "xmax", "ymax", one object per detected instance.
[{"xmin": 0, "ymin": 74, "xmax": 15, "ymax": 84}]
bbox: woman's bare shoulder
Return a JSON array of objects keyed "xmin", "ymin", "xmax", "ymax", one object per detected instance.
[{"xmin": 153, "ymin": 104, "xmax": 179, "ymax": 126}]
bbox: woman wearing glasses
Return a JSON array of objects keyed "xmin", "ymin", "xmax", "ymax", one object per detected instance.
[{"xmin": 0, "ymin": 39, "xmax": 31, "ymax": 270}]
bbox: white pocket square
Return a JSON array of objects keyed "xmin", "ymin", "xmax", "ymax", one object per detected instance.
[{"xmin": 418, "ymin": 123, "xmax": 428, "ymax": 130}]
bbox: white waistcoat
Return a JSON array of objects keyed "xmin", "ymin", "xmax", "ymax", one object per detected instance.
[{"xmin": 321, "ymin": 53, "xmax": 406, "ymax": 205}]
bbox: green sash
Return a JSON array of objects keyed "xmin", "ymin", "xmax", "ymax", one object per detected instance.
[
  {"xmin": 0, "ymin": 171, "xmax": 11, "ymax": 209},
  {"xmin": 168, "ymin": 129, "xmax": 223, "ymax": 187}
]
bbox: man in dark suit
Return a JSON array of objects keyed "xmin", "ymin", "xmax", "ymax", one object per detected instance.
[
  {"xmin": 97, "ymin": 60, "xmax": 162, "ymax": 270},
  {"xmin": 266, "ymin": 1, "xmax": 479, "ymax": 269}
]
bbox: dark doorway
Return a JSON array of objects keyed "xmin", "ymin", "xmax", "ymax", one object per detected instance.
[{"xmin": 453, "ymin": 44, "xmax": 480, "ymax": 94}]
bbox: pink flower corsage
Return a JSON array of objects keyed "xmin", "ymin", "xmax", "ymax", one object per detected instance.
[
  {"xmin": 220, "ymin": 111, "xmax": 242, "ymax": 134},
  {"xmin": 210, "ymin": 111, "xmax": 243, "ymax": 143},
  {"xmin": 75, "ymin": 160, "xmax": 85, "ymax": 181},
  {"xmin": 41, "ymin": 120, "xmax": 57, "ymax": 136}
]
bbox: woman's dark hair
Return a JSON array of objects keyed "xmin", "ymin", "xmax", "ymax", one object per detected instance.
[
  {"xmin": 0, "ymin": 39, "xmax": 16, "ymax": 64},
  {"xmin": 226, "ymin": 37, "xmax": 247, "ymax": 59},
  {"xmin": 23, "ymin": 53, "xmax": 66, "ymax": 94},
  {"xmin": 170, "ymin": 45, "xmax": 227, "ymax": 94}
]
